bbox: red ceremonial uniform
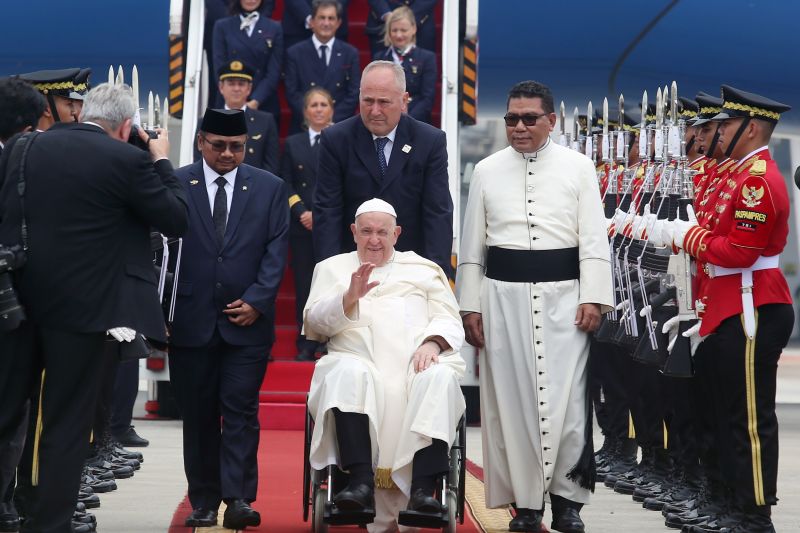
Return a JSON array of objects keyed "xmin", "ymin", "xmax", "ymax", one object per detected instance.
[{"xmin": 682, "ymin": 148, "xmax": 791, "ymax": 336}]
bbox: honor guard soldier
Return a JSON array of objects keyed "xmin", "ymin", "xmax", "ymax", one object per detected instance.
[
  {"xmin": 651, "ymin": 86, "xmax": 792, "ymax": 533},
  {"xmin": 67, "ymin": 68, "xmax": 92, "ymax": 117},
  {"xmin": 16, "ymin": 68, "xmax": 81, "ymax": 129}
]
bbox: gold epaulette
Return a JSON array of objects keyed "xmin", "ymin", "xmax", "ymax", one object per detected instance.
[
  {"xmin": 737, "ymin": 155, "xmax": 765, "ymax": 176},
  {"xmin": 716, "ymin": 159, "xmax": 738, "ymax": 175}
]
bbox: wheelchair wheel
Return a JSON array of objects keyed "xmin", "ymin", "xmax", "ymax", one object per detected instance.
[
  {"xmin": 312, "ymin": 487, "xmax": 328, "ymax": 533},
  {"xmin": 442, "ymin": 489, "xmax": 457, "ymax": 533}
]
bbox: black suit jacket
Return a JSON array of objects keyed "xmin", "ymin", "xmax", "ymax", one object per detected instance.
[
  {"xmin": 0, "ymin": 123, "xmax": 189, "ymax": 341},
  {"xmin": 170, "ymin": 161, "xmax": 288, "ymax": 348},
  {"xmin": 282, "ymin": 0, "xmax": 350, "ymax": 47},
  {"xmin": 313, "ymin": 114, "xmax": 453, "ymax": 274},
  {"xmin": 279, "ymin": 131, "xmax": 320, "ymax": 236},
  {"xmin": 366, "ymin": 0, "xmax": 438, "ymax": 52},
  {"xmin": 194, "ymin": 107, "xmax": 278, "ymax": 173}
]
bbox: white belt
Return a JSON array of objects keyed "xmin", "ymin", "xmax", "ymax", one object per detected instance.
[{"xmin": 707, "ymin": 255, "xmax": 780, "ymax": 339}]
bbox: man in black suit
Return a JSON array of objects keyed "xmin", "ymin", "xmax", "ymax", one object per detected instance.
[
  {"xmin": 171, "ymin": 109, "xmax": 288, "ymax": 530},
  {"xmin": 284, "ymin": 0, "xmax": 361, "ymax": 132},
  {"xmin": 0, "ymin": 82, "xmax": 188, "ymax": 533},
  {"xmin": 313, "ymin": 60, "xmax": 453, "ymax": 275},
  {"xmin": 0, "ymin": 76, "xmax": 45, "ymax": 533},
  {"xmin": 194, "ymin": 60, "xmax": 279, "ymax": 173}
]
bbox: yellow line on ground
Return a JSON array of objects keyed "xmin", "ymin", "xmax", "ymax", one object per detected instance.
[{"xmin": 464, "ymin": 470, "xmax": 513, "ymax": 533}]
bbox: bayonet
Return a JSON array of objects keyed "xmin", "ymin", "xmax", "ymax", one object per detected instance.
[
  {"xmin": 617, "ymin": 94, "xmax": 626, "ymax": 162},
  {"xmin": 162, "ymin": 95, "xmax": 169, "ymax": 132},
  {"xmin": 572, "ymin": 106, "xmax": 580, "ymax": 151},
  {"xmin": 131, "ymin": 65, "xmax": 141, "ymax": 127},
  {"xmin": 115, "ymin": 65, "xmax": 124, "ymax": 86},
  {"xmin": 154, "ymin": 94, "xmax": 161, "ymax": 129},
  {"xmin": 107, "ymin": 65, "xmax": 114, "ymax": 85},
  {"xmin": 602, "ymin": 97, "xmax": 610, "ymax": 161},
  {"xmin": 639, "ymin": 90, "xmax": 648, "ymax": 161},
  {"xmin": 585, "ymin": 101, "xmax": 593, "ymax": 159},
  {"xmin": 147, "ymin": 91, "xmax": 155, "ymax": 129},
  {"xmin": 558, "ymin": 101, "xmax": 567, "ymax": 146},
  {"xmin": 654, "ymin": 87, "xmax": 665, "ymax": 161},
  {"xmin": 668, "ymin": 81, "xmax": 682, "ymax": 159}
]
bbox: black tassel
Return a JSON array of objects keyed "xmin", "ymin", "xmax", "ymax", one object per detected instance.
[{"xmin": 566, "ymin": 349, "xmax": 596, "ymax": 492}]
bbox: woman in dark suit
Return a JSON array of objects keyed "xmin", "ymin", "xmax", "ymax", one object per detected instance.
[
  {"xmin": 213, "ymin": 0, "xmax": 282, "ymax": 120},
  {"xmin": 373, "ymin": 6, "xmax": 437, "ymax": 124},
  {"xmin": 279, "ymin": 88, "xmax": 335, "ymax": 361}
]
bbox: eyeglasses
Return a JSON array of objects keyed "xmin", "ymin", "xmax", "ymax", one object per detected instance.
[
  {"xmin": 201, "ymin": 136, "xmax": 246, "ymax": 153},
  {"xmin": 503, "ymin": 113, "xmax": 546, "ymax": 127}
]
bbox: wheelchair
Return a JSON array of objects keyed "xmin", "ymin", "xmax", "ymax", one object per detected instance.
[{"xmin": 302, "ymin": 405, "xmax": 467, "ymax": 532}]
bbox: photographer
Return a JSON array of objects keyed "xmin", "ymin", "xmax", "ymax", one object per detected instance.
[{"xmin": 0, "ymin": 82, "xmax": 188, "ymax": 533}]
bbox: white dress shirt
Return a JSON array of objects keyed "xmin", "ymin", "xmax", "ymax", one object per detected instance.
[
  {"xmin": 203, "ymin": 159, "xmax": 236, "ymax": 222},
  {"xmin": 371, "ymin": 126, "xmax": 397, "ymax": 166},
  {"xmin": 308, "ymin": 127, "xmax": 322, "ymax": 146},
  {"xmin": 311, "ymin": 34, "xmax": 336, "ymax": 66}
]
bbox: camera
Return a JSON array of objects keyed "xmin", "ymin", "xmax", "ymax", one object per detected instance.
[
  {"xmin": 128, "ymin": 125, "xmax": 158, "ymax": 151},
  {"xmin": 0, "ymin": 244, "xmax": 26, "ymax": 332}
]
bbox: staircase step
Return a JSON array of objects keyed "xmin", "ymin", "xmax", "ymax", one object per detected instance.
[
  {"xmin": 261, "ymin": 360, "xmax": 315, "ymax": 393},
  {"xmin": 259, "ymin": 402, "xmax": 306, "ymax": 430}
]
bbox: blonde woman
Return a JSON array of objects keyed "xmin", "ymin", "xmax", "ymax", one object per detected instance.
[{"xmin": 374, "ymin": 6, "xmax": 437, "ymax": 124}]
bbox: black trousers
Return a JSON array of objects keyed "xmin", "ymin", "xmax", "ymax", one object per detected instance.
[
  {"xmin": 590, "ymin": 341, "xmax": 632, "ymax": 441},
  {"xmin": 290, "ymin": 230, "xmax": 320, "ymax": 354},
  {"xmin": 0, "ymin": 324, "xmax": 106, "ymax": 533},
  {"xmin": 0, "ymin": 321, "xmax": 36, "ymax": 504},
  {"xmin": 169, "ymin": 330, "xmax": 269, "ymax": 510},
  {"xmin": 704, "ymin": 304, "xmax": 793, "ymax": 508},
  {"xmin": 110, "ymin": 359, "xmax": 140, "ymax": 436},
  {"xmin": 92, "ymin": 341, "xmax": 120, "ymax": 442},
  {"xmin": 332, "ymin": 410, "xmax": 449, "ymax": 481}
]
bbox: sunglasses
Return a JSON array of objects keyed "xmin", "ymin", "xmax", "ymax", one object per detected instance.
[
  {"xmin": 503, "ymin": 113, "xmax": 547, "ymax": 127},
  {"xmin": 202, "ymin": 137, "xmax": 246, "ymax": 153}
]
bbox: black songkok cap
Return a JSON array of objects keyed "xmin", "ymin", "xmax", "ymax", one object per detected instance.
[
  {"xmin": 200, "ymin": 108, "xmax": 247, "ymax": 136},
  {"xmin": 712, "ymin": 85, "xmax": 791, "ymax": 124},
  {"xmin": 16, "ymin": 68, "xmax": 80, "ymax": 97}
]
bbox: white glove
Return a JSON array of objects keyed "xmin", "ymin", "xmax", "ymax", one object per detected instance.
[
  {"xmin": 108, "ymin": 327, "xmax": 137, "ymax": 342},
  {"xmin": 682, "ymin": 320, "xmax": 705, "ymax": 356},
  {"xmin": 656, "ymin": 204, "xmax": 700, "ymax": 250},
  {"xmin": 608, "ymin": 208, "xmax": 631, "ymax": 235},
  {"xmin": 661, "ymin": 314, "xmax": 680, "ymax": 351},
  {"xmin": 639, "ymin": 304, "xmax": 652, "ymax": 319}
]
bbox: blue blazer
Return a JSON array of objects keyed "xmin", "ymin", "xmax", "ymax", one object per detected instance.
[
  {"xmin": 374, "ymin": 46, "xmax": 437, "ymax": 123},
  {"xmin": 312, "ymin": 114, "xmax": 453, "ymax": 275},
  {"xmin": 366, "ymin": 0, "xmax": 438, "ymax": 52},
  {"xmin": 171, "ymin": 161, "xmax": 289, "ymax": 348},
  {"xmin": 212, "ymin": 14, "xmax": 284, "ymax": 107},
  {"xmin": 285, "ymin": 38, "xmax": 361, "ymax": 124}
]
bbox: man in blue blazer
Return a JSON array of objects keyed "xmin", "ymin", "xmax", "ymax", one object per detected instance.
[
  {"xmin": 285, "ymin": 0, "xmax": 360, "ymax": 132},
  {"xmin": 170, "ymin": 109, "xmax": 288, "ymax": 530},
  {"xmin": 282, "ymin": 0, "xmax": 350, "ymax": 49},
  {"xmin": 313, "ymin": 60, "xmax": 453, "ymax": 275}
]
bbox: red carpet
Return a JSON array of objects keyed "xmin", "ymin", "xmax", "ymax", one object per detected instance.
[{"xmin": 170, "ymin": 429, "xmax": 484, "ymax": 532}]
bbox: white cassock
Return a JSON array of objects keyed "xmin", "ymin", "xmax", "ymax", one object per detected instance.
[
  {"xmin": 304, "ymin": 250, "xmax": 466, "ymax": 532},
  {"xmin": 455, "ymin": 138, "xmax": 613, "ymax": 509}
]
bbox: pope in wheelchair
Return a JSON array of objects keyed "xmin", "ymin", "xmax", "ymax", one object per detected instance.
[{"xmin": 304, "ymin": 199, "xmax": 466, "ymax": 532}]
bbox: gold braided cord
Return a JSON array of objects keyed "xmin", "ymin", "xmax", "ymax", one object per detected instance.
[
  {"xmin": 33, "ymin": 81, "xmax": 73, "ymax": 91},
  {"xmin": 700, "ymin": 106, "xmax": 721, "ymax": 115},
  {"xmin": 723, "ymin": 101, "xmax": 780, "ymax": 120},
  {"xmin": 680, "ymin": 110, "xmax": 697, "ymax": 118}
]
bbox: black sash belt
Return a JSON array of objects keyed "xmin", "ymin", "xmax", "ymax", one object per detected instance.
[{"xmin": 485, "ymin": 246, "xmax": 580, "ymax": 283}]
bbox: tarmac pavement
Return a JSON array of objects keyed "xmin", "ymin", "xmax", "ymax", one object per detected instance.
[{"xmin": 92, "ymin": 351, "xmax": 800, "ymax": 532}]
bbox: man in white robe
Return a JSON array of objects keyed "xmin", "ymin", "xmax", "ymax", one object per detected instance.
[
  {"xmin": 304, "ymin": 198, "xmax": 466, "ymax": 532},
  {"xmin": 456, "ymin": 81, "xmax": 613, "ymax": 533}
]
